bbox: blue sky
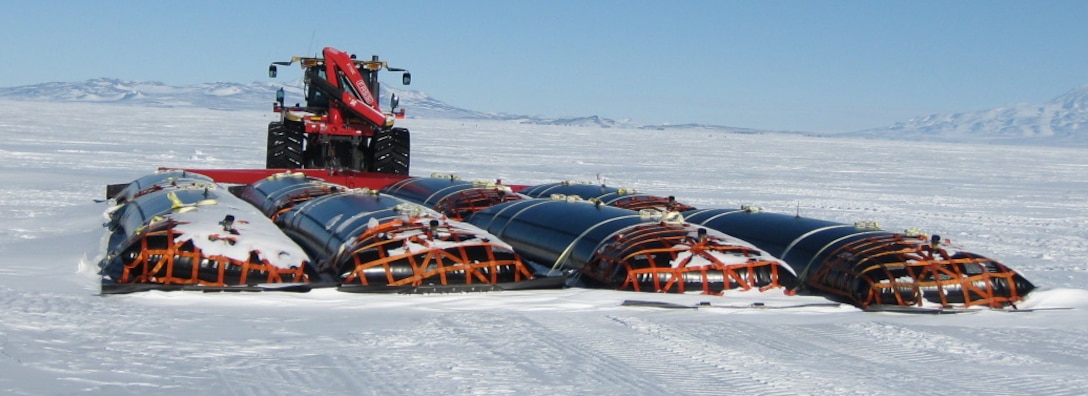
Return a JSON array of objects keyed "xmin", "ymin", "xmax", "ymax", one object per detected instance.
[{"xmin": 2, "ymin": 0, "xmax": 1086, "ymax": 132}]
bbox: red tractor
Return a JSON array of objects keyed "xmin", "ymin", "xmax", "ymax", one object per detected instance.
[{"xmin": 266, "ymin": 47, "xmax": 413, "ymax": 174}]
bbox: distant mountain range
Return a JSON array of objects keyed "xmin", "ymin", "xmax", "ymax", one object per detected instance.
[
  {"xmin": 0, "ymin": 77, "xmax": 626, "ymax": 126},
  {"xmin": 0, "ymin": 77, "xmax": 479, "ymax": 117},
  {"xmin": 0, "ymin": 78, "xmax": 282, "ymax": 111},
  {"xmin": 1, "ymin": 78, "xmax": 1086, "ymax": 146},
  {"xmin": 844, "ymin": 85, "xmax": 1088, "ymax": 146}
]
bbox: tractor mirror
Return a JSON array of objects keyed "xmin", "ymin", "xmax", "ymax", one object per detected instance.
[
  {"xmin": 390, "ymin": 94, "xmax": 400, "ymax": 110},
  {"xmin": 276, "ymin": 88, "xmax": 285, "ymax": 105},
  {"xmin": 402, "ymin": 72, "xmax": 411, "ymax": 85},
  {"xmin": 268, "ymin": 65, "xmax": 278, "ymax": 78}
]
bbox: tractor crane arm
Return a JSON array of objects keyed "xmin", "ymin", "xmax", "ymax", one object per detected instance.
[{"xmin": 310, "ymin": 47, "xmax": 390, "ymax": 128}]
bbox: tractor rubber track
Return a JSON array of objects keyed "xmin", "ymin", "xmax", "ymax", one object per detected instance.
[
  {"xmin": 369, "ymin": 127, "xmax": 410, "ymax": 174},
  {"xmin": 266, "ymin": 121, "xmax": 304, "ymax": 169}
]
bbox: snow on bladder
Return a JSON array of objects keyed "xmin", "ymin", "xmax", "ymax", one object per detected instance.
[{"xmin": 2, "ymin": 100, "xmax": 1088, "ymax": 395}]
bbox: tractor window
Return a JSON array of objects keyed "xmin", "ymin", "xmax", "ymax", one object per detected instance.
[{"xmin": 306, "ymin": 67, "xmax": 329, "ymax": 109}]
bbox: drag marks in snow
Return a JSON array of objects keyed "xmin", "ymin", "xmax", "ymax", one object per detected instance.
[
  {"xmin": 204, "ymin": 343, "xmax": 398, "ymax": 396},
  {"xmin": 425, "ymin": 311, "xmax": 661, "ymax": 395},
  {"xmin": 0, "ymin": 289, "xmax": 183, "ymax": 394},
  {"xmin": 587, "ymin": 315, "xmax": 1088, "ymax": 396},
  {"xmin": 936, "ymin": 325, "xmax": 1088, "ymax": 368},
  {"xmin": 756, "ymin": 320, "xmax": 1088, "ymax": 395},
  {"xmin": 600, "ymin": 314, "xmax": 810, "ymax": 395}
]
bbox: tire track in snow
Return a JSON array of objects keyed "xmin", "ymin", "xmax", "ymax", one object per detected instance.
[
  {"xmin": 939, "ymin": 325, "xmax": 1088, "ymax": 367},
  {"xmin": 319, "ymin": 353, "xmax": 408, "ymax": 396},
  {"xmin": 0, "ymin": 288, "xmax": 367, "ymax": 396},
  {"xmin": 518, "ymin": 311, "xmax": 802, "ymax": 395},
  {"xmin": 842, "ymin": 321, "xmax": 1080, "ymax": 395},
  {"xmin": 901, "ymin": 325, "xmax": 1088, "ymax": 394},
  {"xmin": 411, "ymin": 315, "xmax": 548, "ymax": 395},
  {"xmin": 659, "ymin": 319, "xmax": 958, "ymax": 394},
  {"xmin": 0, "ymin": 289, "xmax": 211, "ymax": 394},
  {"xmin": 204, "ymin": 334, "xmax": 409, "ymax": 396},
  {"xmin": 604, "ymin": 314, "xmax": 918, "ymax": 395},
  {"xmin": 599, "ymin": 314, "xmax": 809, "ymax": 395},
  {"xmin": 765, "ymin": 321, "xmax": 1088, "ymax": 395},
  {"xmin": 211, "ymin": 348, "xmax": 404, "ymax": 396},
  {"xmin": 221, "ymin": 312, "xmax": 560, "ymax": 395},
  {"xmin": 432, "ymin": 311, "xmax": 664, "ymax": 395}
]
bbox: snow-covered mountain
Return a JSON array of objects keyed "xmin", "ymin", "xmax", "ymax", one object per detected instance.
[
  {"xmin": 0, "ymin": 78, "xmax": 282, "ymax": 110},
  {"xmin": 511, "ymin": 115, "xmax": 627, "ymax": 128},
  {"xmin": 846, "ymin": 85, "xmax": 1088, "ymax": 146},
  {"xmin": 636, "ymin": 122, "xmax": 777, "ymax": 135},
  {"xmin": 380, "ymin": 84, "xmax": 501, "ymax": 120},
  {"xmin": 4, "ymin": 79, "xmax": 1088, "ymax": 146},
  {"xmin": 0, "ymin": 77, "xmax": 495, "ymax": 119},
  {"xmin": 0, "ymin": 78, "xmax": 727, "ymax": 130}
]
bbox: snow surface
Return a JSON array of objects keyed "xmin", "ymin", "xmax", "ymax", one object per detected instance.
[{"xmin": 2, "ymin": 100, "xmax": 1088, "ymax": 395}]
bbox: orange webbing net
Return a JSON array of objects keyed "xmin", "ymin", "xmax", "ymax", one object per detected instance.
[
  {"xmin": 431, "ymin": 189, "xmax": 522, "ymax": 220},
  {"xmin": 339, "ymin": 218, "xmax": 534, "ymax": 287},
  {"xmin": 116, "ymin": 221, "xmax": 309, "ymax": 286},
  {"xmin": 588, "ymin": 224, "xmax": 792, "ymax": 294},
  {"xmin": 807, "ymin": 234, "xmax": 1028, "ymax": 308}
]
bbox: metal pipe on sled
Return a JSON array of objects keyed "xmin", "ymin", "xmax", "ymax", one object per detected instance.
[
  {"xmin": 467, "ymin": 197, "xmax": 798, "ymax": 294},
  {"xmin": 99, "ymin": 170, "xmax": 313, "ymax": 294},
  {"xmin": 684, "ymin": 207, "xmax": 1036, "ymax": 309},
  {"xmin": 238, "ymin": 172, "xmax": 563, "ymax": 293}
]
